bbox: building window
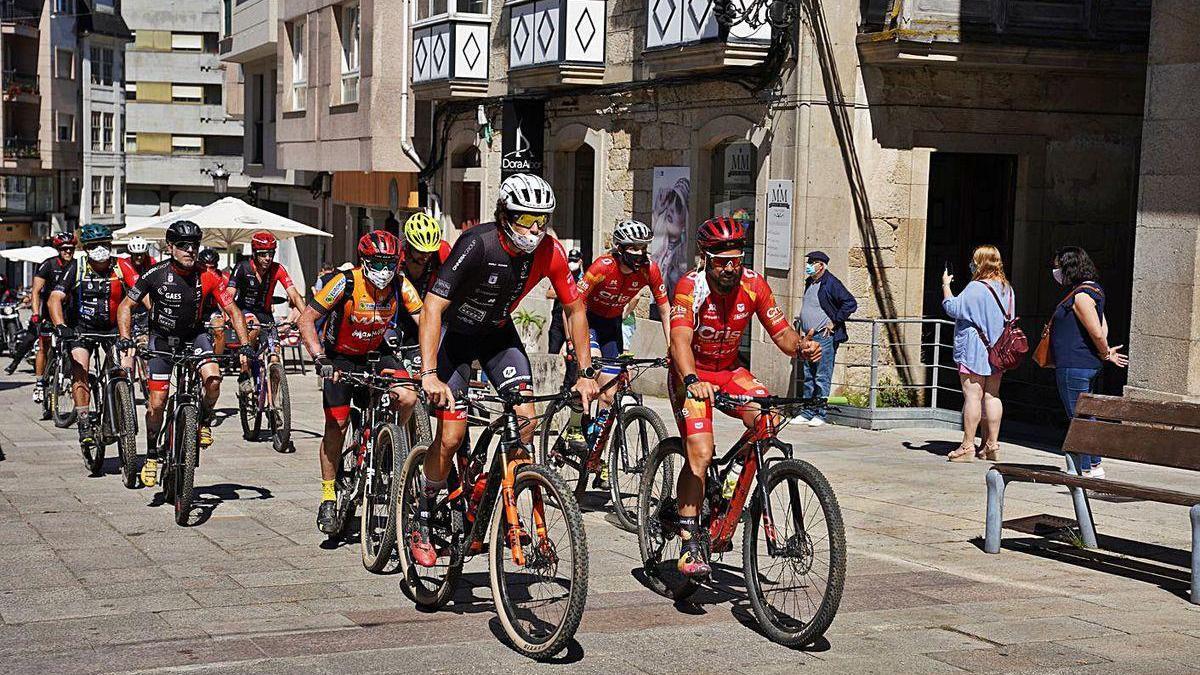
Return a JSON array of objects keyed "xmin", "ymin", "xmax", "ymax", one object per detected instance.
[
  {"xmin": 171, "ymin": 33, "xmax": 204, "ymax": 52},
  {"xmin": 57, "ymin": 113, "xmax": 74, "ymax": 142},
  {"xmin": 125, "ymin": 132, "xmax": 137, "ymax": 153},
  {"xmin": 417, "ymin": 0, "xmax": 485, "ymax": 19},
  {"xmin": 94, "ymin": 0, "xmax": 113, "ymax": 14},
  {"xmin": 250, "ymin": 73, "xmax": 264, "ymax": 164},
  {"xmin": 172, "ymin": 136, "xmax": 203, "ymax": 155},
  {"xmin": 53, "ymin": 0, "xmax": 73, "ymax": 14},
  {"xmin": 102, "ymin": 112, "xmax": 114, "ymax": 151},
  {"xmin": 91, "ymin": 176, "xmax": 102, "ymax": 212},
  {"xmin": 290, "ymin": 19, "xmax": 306, "ymax": 111},
  {"xmin": 339, "ymin": 3, "xmax": 360, "ymax": 104},
  {"xmin": 125, "ymin": 82, "xmax": 136, "ymax": 100},
  {"xmin": 171, "ymin": 84, "xmax": 203, "ymax": 103},
  {"xmin": 103, "ymin": 176, "xmax": 114, "ymax": 213},
  {"xmin": 55, "ymin": 49, "xmax": 74, "ymax": 79},
  {"xmin": 91, "ymin": 112, "xmax": 102, "ymax": 151},
  {"xmin": 223, "ymin": 0, "xmax": 232, "ymax": 37},
  {"xmin": 90, "ymin": 47, "xmax": 114, "ymax": 86}
]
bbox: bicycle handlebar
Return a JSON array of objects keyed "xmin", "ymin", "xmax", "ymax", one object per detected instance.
[
  {"xmin": 711, "ymin": 391, "xmax": 829, "ymax": 411},
  {"xmin": 593, "ymin": 355, "xmax": 669, "ymax": 369},
  {"xmin": 327, "ymin": 368, "xmax": 422, "ymax": 392}
]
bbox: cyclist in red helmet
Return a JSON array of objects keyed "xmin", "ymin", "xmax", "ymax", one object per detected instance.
[
  {"xmin": 667, "ymin": 216, "xmax": 823, "ymax": 578},
  {"xmin": 228, "ymin": 231, "xmax": 307, "ymax": 399},
  {"xmin": 298, "ymin": 230, "xmax": 424, "ymax": 535},
  {"xmin": 26, "ymin": 233, "xmax": 76, "ymax": 409}
]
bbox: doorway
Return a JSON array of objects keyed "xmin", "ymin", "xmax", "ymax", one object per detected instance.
[
  {"xmin": 568, "ymin": 145, "xmax": 595, "ymax": 264},
  {"xmin": 922, "ymin": 152, "xmax": 1017, "ymax": 411}
]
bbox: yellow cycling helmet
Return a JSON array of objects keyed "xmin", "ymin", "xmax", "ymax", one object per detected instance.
[{"xmin": 404, "ymin": 212, "xmax": 443, "ymax": 253}]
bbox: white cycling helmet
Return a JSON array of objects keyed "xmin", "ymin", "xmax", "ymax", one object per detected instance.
[
  {"xmin": 126, "ymin": 236, "xmax": 149, "ymax": 254},
  {"xmin": 612, "ymin": 219, "xmax": 652, "ymax": 247},
  {"xmin": 498, "ymin": 173, "xmax": 556, "ymax": 214}
]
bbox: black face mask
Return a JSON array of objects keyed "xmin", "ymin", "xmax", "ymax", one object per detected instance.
[{"xmin": 618, "ymin": 248, "xmax": 648, "ymax": 271}]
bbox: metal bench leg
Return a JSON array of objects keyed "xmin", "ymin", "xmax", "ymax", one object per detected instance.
[
  {"xmin": 1064, "ymin": 452, "xmax": 1098, "ymax": 548},
  {"xmin": 985, "ymin": 468, "xmax": 1005, "ymax": 553},
  {"xmin": 1191, "ymin": 504, "xmax": 1200, "ymax": 605}
]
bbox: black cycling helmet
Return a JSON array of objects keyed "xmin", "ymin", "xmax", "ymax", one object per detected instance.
[
  {"xmin": 198, "ymin": 248, "xmax": 219, "ymax": 267},
  {"xmin": 166, "ymin": 220, "xmax": 202, "ymax": 246}
]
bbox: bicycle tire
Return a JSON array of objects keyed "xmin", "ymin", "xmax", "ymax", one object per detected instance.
[
  {"xmin": 408, "ymin": 398, "xmax": 432, "ymax": 449},
  {"xmin": 609, "ymin": 405, "xmax": 669, "ymax": 532},
  {"xmin": 39, "ymin": 353, "xmax": 53, "ymax": 420},
  {"xmin": 397, "ymin": 444, "xmax": 462, "ymax": 609},
  {"xmin": 173, "ymin": 404, "xmax": 200, "ymax": 527},
  {"xmin": 52, "ymin": 351, "xmax": 76, "ymax": 428},
  {"xmin": 331, "ymin": 413, "xmax": 361, "ymax": 539},
  {"xmin": 238, "ymin": 377, "xmax": 258, "ymax": 441},
  {"xmin": 113, "ymin": 379, "xmax": 139, "ymax": 489},
  {"xmin": 3, "ymin": 323, "xmax": 16, "ymax": 355},
  {"xmin": 743, "ymin": 458, "xmax": 846, "ymax": 647},
  {"xmin": 267, "ymin": 362, "xmax": 292, "ymax": 452},
  {"xmin": 636, "ymin": 437, "xmax": 698, "ymax": 601},
  {"xmin": 360, "ymin": 423, "xmax": 408, "ymax": 572},
  {"xmin": 489, "ymin": 463, "xmax": 588, "ymax": 660},
  {"xmin": 83, "ymin": 375, "xmax": 105, "ymax": 476},
  {"xmin": 536, "ymin": 397, "xmax": 588, "ymax": 496}
]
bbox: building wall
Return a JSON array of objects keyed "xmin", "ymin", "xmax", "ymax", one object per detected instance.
[{"xmin": 79, "ymin": 33, "xmax": 128, "ymax": 225}]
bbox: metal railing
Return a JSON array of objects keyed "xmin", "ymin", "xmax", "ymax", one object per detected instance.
[
  {"xmin": 2, "ymin": 70, "xmax": 38, "ymax": 96},
  {"xmin": 0, "ymin": 1, "xmax": 39, "ymax": 28},
  {"xmin": 2, "ymin": 137, "xmax": 38, "ymax": 159}
]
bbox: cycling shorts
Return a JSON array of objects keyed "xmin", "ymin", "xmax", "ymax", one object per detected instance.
[
  {"xmin": 67, "ymin": 329, "xmax": 118, "ymax": 360},
  {"xmin": 668, "ymin": 367, "xmax": 770, "ymax": 438},
  {"xmin": 587, "ymin": 311, "xmax": 623, "ymax": 376},
  {"xmin": 435, "ymin": 322, "xmax": 531, "ymax": 422},
  {"xmin": 322, "ymin": 352, "xmax": 404, "ymax": 425},
  {"xmin": 146, "ymin": 333, "xmax": 216, "ymax": 393}
]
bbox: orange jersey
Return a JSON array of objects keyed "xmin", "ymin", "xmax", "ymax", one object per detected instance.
[
  {"xmin": 669, "ymin": 268, "xmax": 790, "ymax": 371},
  {"xmin": 312, "ymin": 268, "xmax": 423, "ymax": 356},
  {"xmin": 577, "ymin": 255, "xmax": 668, "ymax": 319}
]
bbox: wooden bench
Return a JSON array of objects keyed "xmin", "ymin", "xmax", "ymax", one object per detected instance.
[{"xmin": 984, "ymin": 393, "xmax": 1200, "ymax": 604}]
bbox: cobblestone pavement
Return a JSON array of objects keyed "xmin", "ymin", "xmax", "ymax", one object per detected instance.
[{"xmin": 0, "ymin": 364, "xmax": 1196, "ymax": 674}]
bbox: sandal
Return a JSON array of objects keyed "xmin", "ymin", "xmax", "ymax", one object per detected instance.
[
  {"xmin": 982, "ymin": 443, "xmax": 999, "ymax": 461},
  {"xmin": 947, "ymin": 444, "xmax": 975, "ymax": 462}
]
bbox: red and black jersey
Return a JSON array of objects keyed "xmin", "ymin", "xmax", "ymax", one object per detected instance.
[
  {"xmin": 401, "ymin": 240, "xmax": 452, "ymax": 298},
  {"xmin": 229, "ymin": 259, "xmax": 294, "ymax": 313},
  {"xmin": 127, "ymin": 260, "xmax": 232, "ymax": 339},
  {"xmin": 35, "ymin": 257, "xmax": 71, "ymax": 305},
  {"xmin": 117, "ymin": 255, "xmax": 157, "ymax": 291},
  {"xmin": 53, "ymin": 260, "xmax": 125, "ymax": 331}
]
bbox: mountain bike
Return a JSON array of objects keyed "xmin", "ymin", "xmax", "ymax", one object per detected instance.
[
  {"xmin": 139, "ymin": 342, "xmax": 239, "ymax": 527},
  {"xmin": 394, "ymin": 343, "xmax": 433, "ymax": 449},
  {"xmin": 46, "ymin": 334, "xmax": 76, "ymax": 428},
  {"xmin": 321, "ymin": 367, "xmax": 418, "ymax": 573},
  {"xmin": 237, "ymin": 320, "xmax": 293, "ymax": 452},
  {"xmin": 397, "ymin": 387, "xmax": 588, "ymax": 660},
  {"xmin": 66, "ymin": 332, "xmax": 138, "ymax": 484},
  {"xmin": 538, "ymin": 355, "xmax": 670, "ymax": 531},
  {"xmin": 637, "ymin": 392, "xmax": 846, "ymax": 647}
]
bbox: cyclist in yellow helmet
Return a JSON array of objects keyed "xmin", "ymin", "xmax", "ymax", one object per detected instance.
[{"xmin": 400, "ymin": 212, "xmax": 451, "ymax": 299}]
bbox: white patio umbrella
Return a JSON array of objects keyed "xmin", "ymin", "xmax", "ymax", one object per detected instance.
[
  {"xmin": 0, "ymin": 246, "xmax": 57, "ymax": 264},
  {"xmin": 112, "ymin": 197, "xmax": 330, "ymax": 250}
]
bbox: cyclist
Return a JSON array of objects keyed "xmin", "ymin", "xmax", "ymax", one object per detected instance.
[
  {"xmin": 198, "ymin": 248, "xmax": 228, "ymax": 354},
  {"xmin": 668, "ymin": 216, "xmax": 822, "ymax": 578},
  {"xmin": 227, "ymin": 232, "xmax": 306, "ymax": 398},
  {"xmin": 576, "ymin": 219, "xmax": 672, "ymax": 487},
  {"xmin": 297, "ymin": 230, "xmax": 423, "ymax": 534},
  {"xmin": 410, "ymin": 172, "xmax": 599, "ymax": 567},
  {"xmin": 25, "ymin": 233, "xmax": 75, "ymax": 403},
  {"xmin": 400, "ymin": 212, "xmax": 452, "ymax": 298},
  {"xmin": 116, "ymin": 236, "xmax": 157, "ymax": 348},
  {"xmin": 116, "ymin": 220, "xmax": 254, "ymax": 487},
  {"xmin": 46, "ymin": 224, "xmax": 126, "ymax": 454}
]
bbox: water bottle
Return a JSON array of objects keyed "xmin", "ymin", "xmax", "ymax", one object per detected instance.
[{"xmin": 722, "ymin": 464, "xmax": 742, "ymax": 500}]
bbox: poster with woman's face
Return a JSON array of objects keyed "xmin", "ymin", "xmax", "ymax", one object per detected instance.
[{"xmin": 651, "ymin": 167, "xmax": 691, "ymax": 302}]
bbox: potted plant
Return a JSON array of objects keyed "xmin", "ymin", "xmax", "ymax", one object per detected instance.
[{"xmin": 513, "ymin": 308, "xmax": 547, "ymax": 351}]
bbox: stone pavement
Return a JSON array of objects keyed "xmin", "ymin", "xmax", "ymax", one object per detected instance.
[{"xmin": 0, "ymin": 366, "xmax": 1196, "ymax": 674}]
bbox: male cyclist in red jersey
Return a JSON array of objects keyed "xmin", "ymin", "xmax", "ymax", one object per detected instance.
[
  {"xmin": 298, "ymin": 230, "xmax": 423, "ymax": 534},
  {"xmin": 668, "ymin": 216, "xmax": 822, "ymax": 577},
  {"xmin": 410, "ymin": 173, "xmax": 599, "ymax": 567},
  {"xmin": 575, "ymin": 218, "xmax": 672, "ymax": 487},
  {"xmin": 25, "ymin": 233, "xmax": 75, "ymax": 405},
  {"xmin": 228, "ymin": 231, "xmax": 307, "ymax": 398}
]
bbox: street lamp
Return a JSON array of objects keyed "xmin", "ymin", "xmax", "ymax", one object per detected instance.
[{"xmin": 202, "ymin": 163, "xmax": 231, "ymax": 194}]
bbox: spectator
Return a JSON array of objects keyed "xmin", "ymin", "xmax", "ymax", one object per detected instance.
[
  {"xmin": 795, "ymin": 250, "xmax": 857, "ymax": 426},
  {"xmin": 1049, "ymin": 246, "xmax": 1127, "ymax": 478},
  {"xmin": 942, "ymin": 245, "xmax": 1014, "ymax": 462},
  {"xmin": 311, "ymin": 263, "xmax": 335, "ymax": 299},
  {"xmin": 547, "ymin": 249, "xmax": 585, "ymax": 385}
]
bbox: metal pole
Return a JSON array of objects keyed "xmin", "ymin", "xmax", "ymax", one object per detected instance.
[
  {"xmin": 931, "ymin": 321, "xmax": 941, "ymax": 409},
  {"xmin": 868, "ymin": 320, "xmax": 879, "ymax": 409}
]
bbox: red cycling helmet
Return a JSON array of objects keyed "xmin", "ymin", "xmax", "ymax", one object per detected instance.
[
  {"xmin": 358, "ymin": 230, "xmax": 399, "ymax": 258},
  {"xmin": 696, "ymin": 216, "xmax": 746, "ymax": 252},
  {"xmin": 251, "ymin": 231, "xmax": 277, "ymax": 251},
  {"xmin": 52, "ymin": 232, "xmax": 76, "ymax": 249}
]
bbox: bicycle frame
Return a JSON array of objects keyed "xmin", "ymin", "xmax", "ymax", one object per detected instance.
[
  {"xmin": 577, "ymin": 357, "xmax": 664, "ymax": 473},
  {"xmin": 73, "ymin": 333, "xmax": 134, "ymax": 440}
]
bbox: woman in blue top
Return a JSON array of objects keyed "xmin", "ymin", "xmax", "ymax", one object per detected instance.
[
  {"xmin": 942, "ymin": 245, "xmax": 1015, "ymax": 462},
  {"xmin": 1049, "ymin": 246, "xmax": 1128, "ymax": 478}
]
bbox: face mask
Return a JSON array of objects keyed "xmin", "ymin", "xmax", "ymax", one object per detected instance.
[
  {"xmin": 504, "ymin": 224, "xmax": 545, "ymax": 254},
  {"xmin": 619, "ymin": 249, "xmax": 648, "ymax": 270},
  {"xmin": 568, "ymin": 262, "xmax": 580, "ymax": 273},
  {"xmin": 968, "ymin": 262, "xmax": 978, "ymax": 276},
  {"xmin": 86, "ymin": 246, "xmax": 111, "ymax": 263},
  {"xmin": 365, "ymin": 265, "xmax": 395, "ymax": 289},
  {"xmin": 805, "ymin": 263, "xmax": 817, "ymax": 276},
  {"xmin": 1052, "ymin": 267, "xmax": 1064, "ymax": 285}
]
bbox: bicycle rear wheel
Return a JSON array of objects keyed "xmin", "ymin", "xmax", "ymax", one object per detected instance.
[
  {"xmin": 489, "ymin": 463, "xmax": 588, "ymax": 660},
  {"xmin": 172, "ymin": 404, "xmax": 200, "ymax": 527},
  {"xmin": 743, "ymin": 458, "xmax": 846, "ymax": 647},
  {"xmin": 83, "ymin": 374, "xmax": 105, "ymax": 476},
  {"xmin": 408, "ymin": 399, "xmax": 433, "ymax": 449},
  {"xmin": 360, "ymin": 423, "xmax": 408, "ymax": 572},
  {"xmin": 238, "ymin": 376, "xmax": 258, "ymax": 441},
  {"xmin": 331, "ymin": 413, "xmax": 361, "ymax": 540},
  {"xmin": 52, "ymin": 351, "xmax": 76, "ymax": 428},
  {"xmin": 267, "ymin": 362, "xmax": 292, "ymax": 452},
  {"xmin": 112, "ymin": 379, "xmax": 139, "ymax": 489},
  {"xmin": 609, "ymin": 405, "xmax": 668, "ymax": 532},
  {"xmin": 536, "ymin": 397, "xmax": 588, "ymax": 495},
  {"xmin": 636, "ymin": 437, "xmax": 698, "ymax": 601},
  {"xmin": 397, "ymin": 444, "xmax": 462, "ymax": 609}
]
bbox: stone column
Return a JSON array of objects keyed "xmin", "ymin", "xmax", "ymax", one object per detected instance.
[{"xmin": 1126, "ymin": 0, "xmax": 1200, "ymax": 402}]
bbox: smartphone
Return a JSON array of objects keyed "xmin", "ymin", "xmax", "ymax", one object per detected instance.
[{"xmin": 944, "ymin": 261, "xmax": 953, "ymax": 276}]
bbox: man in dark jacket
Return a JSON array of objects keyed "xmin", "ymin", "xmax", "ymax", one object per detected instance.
[{"xmin": 796, "ymin": 250, "xmax": 857, "ymax": 425}]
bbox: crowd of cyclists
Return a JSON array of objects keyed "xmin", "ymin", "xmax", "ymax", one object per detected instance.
[{"xmin": 2, "ymin": 172, "xmax": 840, "ymax": 656}]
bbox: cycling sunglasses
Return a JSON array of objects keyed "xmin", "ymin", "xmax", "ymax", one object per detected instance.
[
  {"xmin": 173, "ymin": 241, "xmax": 200, "ymax": 253},
  {"xmin": 706, "ymin": 251, "xmax": 745, "ymax": 269},
  {"xmin": 363, "ymin": 257, "xmax": 397, "ymax": 272},
  {"xmin": 512, "ymin": 213, "xmax": 549, "ymax": 229},
  {"xmin": 254, "ymin": 249, "xmax": 275, "ymax": 258}
]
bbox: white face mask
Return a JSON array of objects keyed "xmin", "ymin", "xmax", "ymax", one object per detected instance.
[
  {"xmin": 504, "ymin": 223, "xmax": 546, "ymax": 254},
  {"xmin": 1052, "ymin": 268, "xmax": 1064, "ymax": 285},
  {"xmin": 86, "ymin": 246, "xmax": 112, "ymax": 263},
  {"xmin": 365, "ymin": 266, "xmax": 395, "ymax": 289}
]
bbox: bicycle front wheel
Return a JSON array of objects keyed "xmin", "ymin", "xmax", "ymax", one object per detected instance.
[
  {"xmin": 536, "ymin": 397, "xmax": 587, "ymax": 495},
  {"xmin": 267, "ymin": 362, "xmax": 292, "ymax": 452},
  {"xmin": 112, "ymin": 379, "xmax": 139, "ymax": 489},
  {"xmin": 331, "ymin": 412, "xmax": 362, "ymax": 539},
  {"xmin": 743, "ymin": 458, "xmax": 846, "ymax": 647},
  {"xmin": 397, "ymin": 444, "xmax": 461, "ymax": 609},
  {"xmin": 238, "ymin": 376, "xmax": 258, "ymax": 441},
  {"xmin": 83, "ymin": 374, "xmax": 105, "ymax": 476},
  {"xmin": 609, "ymin": 405, "xmax": 668, "ymax": 532},
  {"xmin": 360, "ymin": 423, "xmax": 408, "ymax": 572},
  {"xmin": 636, "ymin": 437, "xmax": 697, "ymax": 601},
  {"xmin": 172, "ymin": 404, "xmax": 200, "ymax": 527},
  {"xmin": 52, "ymin": 351, "xmax": 76, "ymax": 428},
  {"xmin": 488, "ymin": 463, "xmax": 588, "ymax": 660}
]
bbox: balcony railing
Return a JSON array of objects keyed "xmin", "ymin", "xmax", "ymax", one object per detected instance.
[
  {"xmin": 3, "ymin": 138, "xmax": 39, "ymax": 160},
  {"xmin": 508, "ymin": 0, "xmax": 605, "ymax": 87},
  {"xmin": 643, "ymin": 0, "xmax": 770, "ymax": 73},
  {"xmin": 0, "ymin": 0, "xmax": 40, "ymax": 29},
  {"xmin": 2, "ymin": 70, "xmax": 38, "ymax": 98},
  {"xmin": 412, "ymin": 16, "xmax": 489, "ymax": 97}
]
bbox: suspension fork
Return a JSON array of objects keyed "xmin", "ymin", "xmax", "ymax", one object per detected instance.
[
  {"xmin": 498, "ymin": 410, "xmax": 535, "ymax": 566},
  {"xmin": 752, "ymin": 440, "xmax": 787, "ymax": 556}
]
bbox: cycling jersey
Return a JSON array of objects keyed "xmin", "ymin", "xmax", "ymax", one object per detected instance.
[
  {"xmin": 578, "ymin": 255, "xmax": 668, "ymax": 319},
  {"xmin": 312, "ymin": 267, "xmax": 422, "ymax": 357},
  {"xmin": 127, "ymin": 260, "xmax": 233, "ymax": 340},
  {"xmin": 669, "ymin": 268, "xmax": 790, "ymax": 372},
  {"xmin": 430, "ymin": 222, "xmax": 577, "ymax": 333},
  {"xmin": 402, "ymin": 240, "xmax": 452, "ymax": 298},
  {"xmin": 35, "ymin": 257, "xmax": 70, "ymax": 306},
  {"xmin": 116, "ymin": 256, "xmax": 157, "ymax": 291},
  {"xmin": 53, "ymin": 260, "xmax": 124, "ymax": 331},
  {"xmin": 229, "ymin": 259, "xmax": 294, "ymax": 314}
]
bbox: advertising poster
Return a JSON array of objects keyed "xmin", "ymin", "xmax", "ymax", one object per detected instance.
[{"xmin": 650, "ymin": 166, "xmax": 691, "ymax": 306}]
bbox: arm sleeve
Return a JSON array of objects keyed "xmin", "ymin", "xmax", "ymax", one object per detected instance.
[
  {"xmin": 429, "ymin": 233, "xmax": 482, "ymax": 300},
  {"xmin": 669, "ymin": 276, "xmax": 696, "ymax": 332},
  {"xmin": 753, "ymin": 278, "xmax": 790, "ymax": 338},
  {"xmin": 204, "ymin": 270, "xmax": 234, "ymax": 308},
  {"xmin": 34, "ymin": 261, "xmax": 52, "ymax": 282},
  {"xmin": 545, "ymin": 244, "xmax": 579, "ymax": 305},
  {"xmin": 274, "ymin": 264, "xmax": 295, "ymax": 291},
  {"xmin": 53, "ymin": 262, "xmax": 77, "ymax": 296},
  {"xmin": 311, "ymin": 272, "xmax": 350, "ymax": 315},
  {"xmin": 648, "ymin": 263, "xmax": 669, "ymax": 306}
]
